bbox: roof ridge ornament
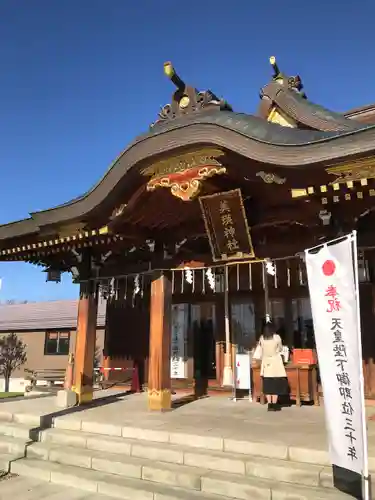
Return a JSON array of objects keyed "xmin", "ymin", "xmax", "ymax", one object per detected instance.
[
  {"xmin": 269, "ymin": 56, "xmax": 280, "ymax": 79},
  {"xmin": 163, "ymin": 61, "xmax": 186, "ymax": 92},
  {"xmin": 150, "ymin": 62, "xmax": 232, "ymax": 128},
  {"xmin": 267, "ymin": 55, "xmax": 306, "ymax": 98},
  {"xmin": 257, "ymin": 56, "xmax": 307, "ymax": 126}
]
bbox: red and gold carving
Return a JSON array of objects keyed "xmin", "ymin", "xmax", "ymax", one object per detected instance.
[{"xmin": 141, "ymin": 148, "xmax": 226, "ymax": 202}]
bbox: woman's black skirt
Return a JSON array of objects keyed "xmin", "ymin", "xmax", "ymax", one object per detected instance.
[{"xmin": 262, "ymin": 376, "xmax": 289, "ymax": 396}]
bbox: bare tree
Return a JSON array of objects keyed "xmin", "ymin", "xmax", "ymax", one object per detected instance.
[{"xmin": 0, "ymin": 333, "xmax": 27, "ymax": 392}]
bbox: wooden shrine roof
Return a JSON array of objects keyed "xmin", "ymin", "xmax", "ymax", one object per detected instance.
[
  {"xmin": 1, "ymin": 57, "xmax": 375, "ymax": 261},
  {"xmin": 2, "ymin": 113, "xmax": 375, "ymax": 238}
]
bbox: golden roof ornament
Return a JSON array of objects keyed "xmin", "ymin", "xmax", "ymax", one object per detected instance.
[
  {"xmin": 151, "ymin": 61, "xmax": 232, "ymax": 128},
  {"xmin": 267, "ymin": 55, "xmax": 305, "ymax": 97},
  {"xmin": 163, "ymin": 61, "xmax": 185, "ymax": 91}
]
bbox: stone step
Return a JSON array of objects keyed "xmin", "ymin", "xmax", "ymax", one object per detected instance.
[
  {"xmin": 201, "ymin": 471, "xmax": 351, "ymax": 500},
  {"xmin": 10, "ymin": 458, "xmax": 229, "ymax": 500},
  {"xmin": 0, "ymin": 434, "xmax": 30, "ymax": 454},
  {"xmin": 29, "ymin": 442, "xmax": 207, "ymax": 491},
  {"xmin": 51, "ymin": 420, "xmax": 375, "ymax": 473},
  {"xmin": 0, "ymin": 475, "xmax": 121, "ymax": 499},
  {"xmin": 0, "ymin": 409, "xmax": 44, "ymax": 427},
  {"xmin": 43, "ymin": 426, "xmax": 330, "ymax": 466},
  {"xmin": 31, "ymin": 439, "xmax": 336, "ymax": 491},
  {"xmin": 52, "ymin": 419, "xmax": 334, "ymax": 466},
  {"xmin": 0, "ymin": 452, "xmax": 23, "ymax": 473},
  {"xmin": 0, "ymin": 421, "xmax": 34, "ymax": 440},
  {"xmin": 10, "ymin": 457, "xmax": 351, "ymax": 500},
  {"xmin": 39, "ymin": 428, "xmax": 335, "ymax": 489}
]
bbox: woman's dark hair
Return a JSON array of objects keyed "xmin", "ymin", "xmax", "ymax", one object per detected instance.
[{"xmin": 262, "ymin": 321, "xmax": 275, "ymax": 339}]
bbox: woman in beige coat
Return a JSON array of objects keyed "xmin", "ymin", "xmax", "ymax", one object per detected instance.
[{"xmin": 259, "ymin": 323, "xmax": 289, "ymax": 411}]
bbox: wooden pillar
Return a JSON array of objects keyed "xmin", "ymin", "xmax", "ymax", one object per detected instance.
[
  {"xmin": 222, "ymin": 265, "xmax": 233, "ymax": 386},
  {"xmin": 215, "ymin": 296, "xmax": 225, "ymax": 385},
  {"xmin": 148, "ymin": 274, "xmax": 172, "ymax": 411},
  {"xmin": 73, "ymin": 281, "xmax": 98, "ymax": 404}
]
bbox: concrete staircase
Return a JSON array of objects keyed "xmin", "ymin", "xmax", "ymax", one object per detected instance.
[
  {"xmin": 7, "ymin": 417, "xmax": 356, "ymax": 500},
  {"xmin": 0, "ymin": 411, "xmax": 40, "ymax": 474}
]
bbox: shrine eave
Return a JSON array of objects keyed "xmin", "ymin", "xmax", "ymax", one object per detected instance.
[{"xmin": 1, "ymin": 110, "xmax": 375, "ymax": 242}]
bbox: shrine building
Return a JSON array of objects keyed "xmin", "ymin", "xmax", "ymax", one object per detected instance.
[{"xmin": 1, "ymin": 57, "xmax": 375, "ymax": 410}]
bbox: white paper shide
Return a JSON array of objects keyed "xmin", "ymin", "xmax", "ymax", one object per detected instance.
[{"xmin": 305, "ymin": 235, "xmax": 365, "ymax": 475}]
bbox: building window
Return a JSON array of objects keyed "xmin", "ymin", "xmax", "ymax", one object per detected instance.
[{"xmin": 44, "ymin": 331, "xmax": 70, "ymax": 355}]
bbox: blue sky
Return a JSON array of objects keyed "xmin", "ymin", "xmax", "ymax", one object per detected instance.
[{"xmin": 0, "ymin": 0, "xmax": 373, "ymax": 301}]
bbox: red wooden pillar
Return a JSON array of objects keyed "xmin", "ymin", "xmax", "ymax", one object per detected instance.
[
  {"xmin": 148, "ymin": 274, "xmax": 172, "ymax": 411},
  {"xmin": 73, "ymin": 281, "xmax": 98, "ymax": 404}
]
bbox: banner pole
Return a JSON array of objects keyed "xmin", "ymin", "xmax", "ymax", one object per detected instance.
[
  {"xmin": 262, "ymin": 262, "xmax": 271, "ymax": 321},
  {"xmin": 232, "ymin": 345, "xmax": 237, "ymax": 401},
  {"xmin": 248, "ymin": 350, "xmax": 253, "ymax": 402},
  {"xmin": 352, "ymin": 230, "xmax": 370, "ymax": 500}
]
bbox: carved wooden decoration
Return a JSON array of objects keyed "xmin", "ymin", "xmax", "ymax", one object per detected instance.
[
  {"xmin": 141, "ymin": 148, "xmax": 226, "ymax": 202},
  {"xmin": 151, "ymin": 62, "xmax": 232, "ymax": 128},
  {"xmin": 256, "ymin": 171, "xmax": 286, "ymax": 185},
  {"xmin": 326, "ymin": 156, "xmax": 375, "ymax": 183},
  {"xmin": 111, "ymin": 203, "xmax": 127, "ymax": 220}
]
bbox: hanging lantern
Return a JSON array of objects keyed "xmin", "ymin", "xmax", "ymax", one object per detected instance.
[{"xmin": 46, "ymin": 269, "xmax": 61, "ymax": 283}]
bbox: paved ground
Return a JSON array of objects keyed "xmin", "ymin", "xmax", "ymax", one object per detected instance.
[{"xmin": 0, "ymin": 476, "xmax": 113, "ymax": 499}]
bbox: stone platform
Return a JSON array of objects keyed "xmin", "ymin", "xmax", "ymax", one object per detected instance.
[{"xmin": 0, "ymin": 391, "xmax": 374, "ymax": 499}]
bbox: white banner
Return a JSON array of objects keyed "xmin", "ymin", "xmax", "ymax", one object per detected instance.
[
  {"xmin": 170, "ymin": 304, "xmax": 188, "ymax": 379},
  {"xmin": 305, "ymin": 234, "xmax": 366, "ymax": 475}
]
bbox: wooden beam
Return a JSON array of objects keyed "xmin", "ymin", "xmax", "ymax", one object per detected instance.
[
  {"xmin": 148, "ymin": 274, "xmax": 172, "ymax": 411},
  {"xmin": 73, "ymin": 280, "xmax": 98, "ymax": 404}
]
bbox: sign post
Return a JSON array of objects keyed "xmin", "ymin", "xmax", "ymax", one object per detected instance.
[
  {"xmin": 305, "ymin": 232, "xmax": 369, "ymax": 500},
  {"xmin": 232, "ymin": 351, "xmax": 252, "ymax": 402},
  {"xmin": 170, "ymin": 304, "xmax": 188, "ymax": 379}
]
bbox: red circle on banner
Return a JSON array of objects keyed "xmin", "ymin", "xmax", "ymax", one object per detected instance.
[{"xmin": 322, "ymin": 260, "xmax": 336, "ymax": 276}]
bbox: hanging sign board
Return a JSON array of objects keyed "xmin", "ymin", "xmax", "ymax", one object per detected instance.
[
  {"xmin": 305, "ymin": 233, "xmax": 368, "ymax": 497},
  {"xmin": 199, "ymin": 189, "xmax": 255, "ymax": 262}
]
